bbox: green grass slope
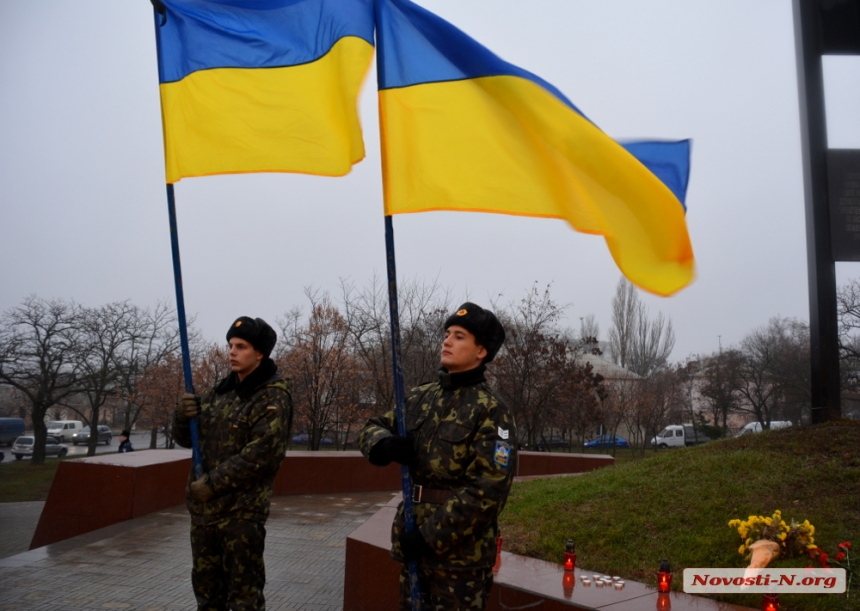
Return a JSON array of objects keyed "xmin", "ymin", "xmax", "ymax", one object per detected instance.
[
  {"xmin": 0, "ymin": 459, "xmax": 61, "ymax": 502},
  {"xmin": 500, "ymin": 420, "xmax": 860, "ymax": 611}
]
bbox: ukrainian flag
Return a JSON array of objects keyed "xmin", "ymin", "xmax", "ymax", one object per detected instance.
[
  {"xmin": 155, "ymin": 0, "xmax": 375, "ymax": 184},
  {"xmin": 375, "ymin": 0, "xmax": 695, "ymax": 296}
]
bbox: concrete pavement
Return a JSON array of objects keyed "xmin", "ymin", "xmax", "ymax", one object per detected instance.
[{"xmin": 0, "ymin": 491, "xmax": 396, "ymax": 611}]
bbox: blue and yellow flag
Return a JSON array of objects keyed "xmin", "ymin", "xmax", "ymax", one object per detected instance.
[
  {"xmin": 154, "ymin": 0, "xmax": 374, "ymax": 184},
  {"xmin": 375, "ymin": 0, "xmax": 695, "ymax": 296}
]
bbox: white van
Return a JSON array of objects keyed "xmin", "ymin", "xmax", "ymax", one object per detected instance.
[
  {"xmin": 735, "ymin": 420, "xmax": 792, "ymax": 437},
  {"xmin": 650, "ymin": 424, "xmax": 712, "ymax": 448},
  {"xmin": 46, "ymin": 420, "xmax": 84, "ymax": 442}
]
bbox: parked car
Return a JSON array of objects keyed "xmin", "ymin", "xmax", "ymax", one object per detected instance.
[
  {"xmin": 290, "ymin": 433, "xmax": 333, "ymax": 446},
  {"xmin": 650, "ymin": 425, "xmax": 712, "ymax": 448},
  {"xmin": 46, "ymin": 420, "xmax": 84, "ymax": 442},
  {"xmin": 735, "ymin": 421, "xmax": 792, "ymax": 437},
  {"xmin": 12, "ymin": 435, "xmax": 68, "ymax": 460},
  {"xmin": 72, "ymin": 425, "xmax": 113, "ymax": 445},
  {"xmin": 533, "ymin": 435, "xmax": 569, "ymax": 450},
  {"xmin": 0, "ymin": 418, "xmax": 26, "ymax": 446},
  {"xmin": 583, "ymin": 434, "xmax": 630, "ymax": 449}
]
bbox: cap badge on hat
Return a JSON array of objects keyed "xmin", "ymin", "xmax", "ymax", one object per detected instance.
[
  {"xmin": 235, "ymin": 321, "xmax": 242, "ymax": 327},
  {"xmin": 456, "ymin": 309, "xmax": 468, "ymax": 316}
]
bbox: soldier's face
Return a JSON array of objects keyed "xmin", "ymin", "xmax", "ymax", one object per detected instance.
[
  {"xmin": 441, "ymin": 325, "xmax": 487, "ymax": 373},
  {"xmin": 228, "ymin": 337, "xmax": 264, "ymax": 381}
]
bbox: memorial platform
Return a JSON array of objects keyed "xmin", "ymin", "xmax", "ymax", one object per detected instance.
[{"xmin": 0, "ymin": 449, "xmax": 756, "ymax": 610}]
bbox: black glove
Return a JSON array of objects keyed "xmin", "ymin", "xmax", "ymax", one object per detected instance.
[
  {"xmin": 369, "ymin": 435, "xmax": 416, "ymax": 466},
  {"xmin": 176, "ymin": 393, "xmax": 200, "ymax": 423},
  {"xmin": 399, "ymin": 529, "xmax": 434, "ymax": 562}
]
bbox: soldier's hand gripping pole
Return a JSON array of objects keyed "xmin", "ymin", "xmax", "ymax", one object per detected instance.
[
  {"xmin": 384, "ymin": 215, "xmax": 422, "ymax": 611},
  {"xmin": 166, "ymin": 184, "xmax": 203, "ymax": 478}
]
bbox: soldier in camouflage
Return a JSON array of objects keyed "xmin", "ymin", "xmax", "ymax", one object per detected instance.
[
  {"xmin": 359, "ymin": 302, "xmax": 516, "ymax": 611},
  {"xmin": 174, "ymin": 316, "xmax": 291, "ymax": 611}
]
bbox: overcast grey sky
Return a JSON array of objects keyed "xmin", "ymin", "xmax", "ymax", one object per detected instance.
[{"xmin": 1, "ymin": 1, "xmax": 859, "ymax": 361}]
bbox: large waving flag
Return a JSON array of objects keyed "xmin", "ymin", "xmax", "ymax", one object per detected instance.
[
  {"xmin": 154, "ymin": 0, "xmax": 375, "ymax": 184},
  {"xmin": 375, "ymin": 0, "xmax": 695, "ymax": 296}
]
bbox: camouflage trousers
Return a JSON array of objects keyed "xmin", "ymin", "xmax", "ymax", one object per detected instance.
[
  {"xmin": 190, "ymin": 519, "xmax": 267, "ymax": 611},
  {"xmin": 399, "ymin": 564, "xmax": 494, "ymax": 611}
]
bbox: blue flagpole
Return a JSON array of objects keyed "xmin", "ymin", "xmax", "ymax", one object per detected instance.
[
  {"xmin": 384, "ymin": 215, "xmax": 422, "ymax": 611},
  {"xmin": 166, "ymin": 183, "xmax": 203, "ymax": 479}
]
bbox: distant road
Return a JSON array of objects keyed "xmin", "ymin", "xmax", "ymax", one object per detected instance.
[{"xmin": 0, "ymin": 431, "xmax": 182, "ymax": 466}]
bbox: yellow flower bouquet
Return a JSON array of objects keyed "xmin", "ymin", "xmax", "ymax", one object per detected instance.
[{"xmin": 728, "ymin": 510, "xmax": 816, "ymax": 568}]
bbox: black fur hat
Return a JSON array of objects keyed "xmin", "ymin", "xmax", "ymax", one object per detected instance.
[
  {"xmin": 226, "ymin": 317, "xmax": 277, "ymax": 358},
  {"xmin": 444, "ymin": 302, "xmax": 505, "ymax": 363}
]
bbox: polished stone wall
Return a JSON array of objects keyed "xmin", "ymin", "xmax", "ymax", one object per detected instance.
[{"xmin": 31, "ymin": 450, "xmax": 613, "ymax": 550}]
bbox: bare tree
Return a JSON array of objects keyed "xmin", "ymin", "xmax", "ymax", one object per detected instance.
[
  {"xmin": 562, "ymin": 385, "xmax": 603, "ymax": 451},
  {"xmin": 608, "ymin": 278, "xmax": 638, "ymax": 370},
  {"xmin": 675, "ymin": 357, "xmax": 713, "ymax": 442},
  {"xmin": 398, "ymin": 279, "xmax": 453, "ymax": 388},
  {"xmin": 836, "ymin": 278, "xmax": 860, "ymax": 391},
  {"xmin": 608, "ymin": 278, "xmax": 675, "ymax": 378},
  {"xmin": 735, "ymin": 317, "xmax": 808, "ymax": 428},
  {"xmin": 837, "ymin": 278, "xmax": 860, "ymax": 354},
  {"xmin": 341, "ymin": 274, "xmax": 453, "ymax": 416},
  {"xmin": 193, "ymin": 341, "xmax": 231, "ymax": 392},
  {"xmin": 775, "ymin": 319, "xmax": 811, "ymax": 424},
  {"xmin": 138, "ymin": 354, "xmax": 185, "ymax": 448},
  {"xmin": 73, "ymin": 302, "xmax": 149, "ymax": 456},
  {"xmin": 491, "ymin": 284, "xmax": 573, "ymax": 447},
  {"xmin": 579, "ymin": 314, "xmax": 600, "ymax": 343},
  {"xmin": 340, "ymin": 275, "xmax": 392, "ymax": 419},
  {"xmin": 277, "ymin": 289, "xmax": 360, "ymax": 450},
  {"xmin": 0, "ymin": 385, "xmax": 28, "ymax": 418},
  {"xmin": 0, "ymin": 297, "xmax": 85, "ymax": 464},
  {"xmin": 139, "ymin": 342, "xmax": 228, "ymax": 451},
  {"xmin": 699, "ymin": 348, "xmax": 743, "ymax": 433},
  {"xmin": 611, "ymin": 376, "xmax": 645, "ymax": 449},
  {"xmin": 115, "ymin": 302, "xmax": 183, "ymax": 432},
  {"xmin": 631, "ymin": 310, "xmax": 675, "ymax": 378},
  {"xmin": 637, "ymin": 369, "xmax": 685, "ymax": 456},
  {"xmin": 555, "ymin": 351, "xmax": 608, "ymax": 452}
]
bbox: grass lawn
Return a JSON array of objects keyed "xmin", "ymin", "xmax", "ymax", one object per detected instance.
[
  {"xmin": 500, "ymin": 420, "xmax": 860, "ymax": 611},
  {"xmin": 0, "ymin": 458, "xmax": 63, "ymax": 502}
]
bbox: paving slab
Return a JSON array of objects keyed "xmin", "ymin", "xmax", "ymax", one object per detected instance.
[
  {"xmin": 0, "ymin": 502, "xmax": 45, "ymax": 559},
  {"xmin": 0, "ymin": 492, "xmax": 397, "ymax": 611}
]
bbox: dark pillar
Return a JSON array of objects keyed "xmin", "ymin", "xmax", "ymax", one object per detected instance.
[{"xmin": 794, "ymin": 0, "xmax": 839, "ymax": 422}]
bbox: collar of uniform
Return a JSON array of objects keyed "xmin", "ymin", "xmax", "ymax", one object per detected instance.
[
  {"xmin": 438, "ymin": 364, "xmax": 486, "ymax": 391},
  {"xmin": 215, "ymin": 357, "xmax": 279, "ymax": 399}
]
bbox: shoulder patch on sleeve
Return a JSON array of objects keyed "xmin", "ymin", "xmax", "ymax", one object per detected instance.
[
  {"xmin": 494, "ymin": 441, "xmax": 511, "ymax": 467},
  {"xmin": 497, "ymin": 427, "xmax": 509, "ymax": 440}
]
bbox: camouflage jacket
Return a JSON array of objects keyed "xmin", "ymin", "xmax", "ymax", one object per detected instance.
[
  {"xmin": 173, "ymin": 358, "xmax": 292, "ymax": 526},
  {"xmin": 359, "ymin": 365, "xmax": 517, "ymax": 570}
]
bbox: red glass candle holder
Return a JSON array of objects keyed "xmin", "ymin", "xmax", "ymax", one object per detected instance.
[
  {"xmin": 657, "ymin": 559, "xmax": 672, "ymax": 593},
  {"xmin": 564, "ymin": 539, "xmax": 576, "ymax": 571},
  {"xmin": 762, "ymin": 593, "xmax": 779, "ymax": 611}
]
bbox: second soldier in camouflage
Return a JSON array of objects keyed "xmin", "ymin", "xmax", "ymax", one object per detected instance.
[{"xmin": 359, "ymin": 302, "xmax": 517, "ymax": 611}]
